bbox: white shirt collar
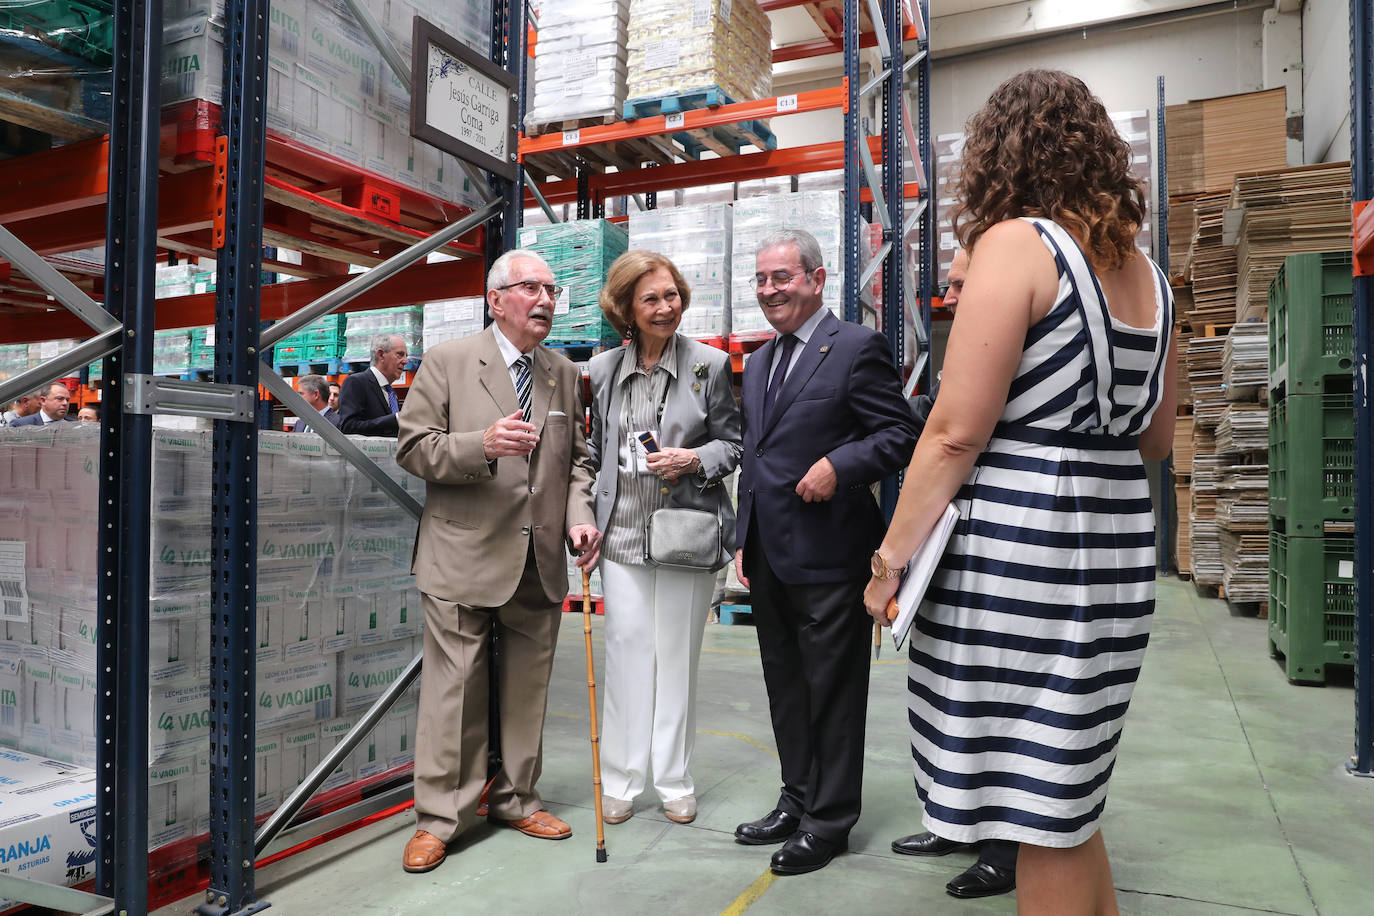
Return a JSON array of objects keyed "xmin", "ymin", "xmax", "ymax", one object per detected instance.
[
  {"xmin": 40, "ymin": 410, "xmax": 61, "ymax": 424},
  {"xmin": 491, "ymin": 323, "xmax": 532, "ymax": 369},
  {"xmin": 792, "ymin": 306, "xmax": 828, "ymax": 345},
  {"xmin": 368, "ymin": 365, "xmax": 392, "ymax": 388}
]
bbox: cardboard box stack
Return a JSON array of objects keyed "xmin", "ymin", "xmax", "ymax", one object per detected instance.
[
  {"xmin": 519, "ymin": 219, "xmax": 629, "ymax": 345},
  {"xmin": 160, "ymin": 0, "xmax": 490, "ymax": 207},
  {"xmin": 625, "ymin": 0, "xmax": 771, "ymax": 105},
  {"xmin": 422, "ymin": 298, "xmax": 486, "ymax": 350},
  {"xmin": 525, "ymin": 0, "xmax": 630, "ymax": 133},
  {"xmin": 0, "ymin": 749, "xmax": 99, "ymax": 910},
  {"xmin": 0, "ymin": 424, "xmax": 423, "ymax": 853},
  {"xmin": 628, "ymin": 204, "xmax": 732, "ymax": 340}
]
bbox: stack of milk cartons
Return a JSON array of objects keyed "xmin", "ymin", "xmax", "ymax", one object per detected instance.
[
  {"xmin": 627, "ymin": 203, "xmax": 732, "ymax": 340},
  {"xmin": 525, "ymin": 0, "xmax": 629, "ymax": 133},
  {"xmin": 625, "ymin": 0, "xmax": 771, "ymax": 105},
  {"xmin": 729, "ymin": 190, "xmax": 869, "ymax": 337},
  {"xmin": 422, "ymin": 298, "xmax": 486, "ymax": 350},
  {"xmin": 342, "ymin": 306, "xmax": 424, "ymax": 361},
  {"xmin": 160, "ymin": 0, "xmax": 489, "ymax": 210}
]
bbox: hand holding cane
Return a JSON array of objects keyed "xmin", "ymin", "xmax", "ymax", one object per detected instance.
[{"xmin": 581, "ymin": 569, "xmax": 608, "ymax": 862}]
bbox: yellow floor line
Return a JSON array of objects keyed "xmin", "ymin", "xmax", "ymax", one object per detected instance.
[
  {"xmin": 719, "ymin": 869, "xmax": 777, "ymax": 915},
  {"xmin": 696, "ymin": 729, "xmax": 778, "ymax": 760}
]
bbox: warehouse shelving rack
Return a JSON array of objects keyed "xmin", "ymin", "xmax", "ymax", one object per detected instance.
[
  {"xmin": 1349, "ymin": 0, "xmax": 1374, "ymax": 776},
  {"xmin": 0, "ymin": 0, "xmax": 931, "ymax": 913}
]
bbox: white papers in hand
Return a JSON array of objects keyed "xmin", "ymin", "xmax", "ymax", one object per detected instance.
[{"xmin": 890, "ymin": 503, "xmax": 961, "ymax": 651}]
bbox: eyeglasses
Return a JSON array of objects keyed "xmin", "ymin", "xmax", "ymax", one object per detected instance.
[
  {"xmin": 498, "ymin": 279, "xmax": 563, "ymax": 299},
  {"xmin": 753, "ymin": 268, "xmax": 812, "ymax": 290}
]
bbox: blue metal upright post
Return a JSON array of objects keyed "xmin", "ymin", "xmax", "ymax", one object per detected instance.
[
  {"xmin": 200, "ymin": 0, "xmax": 269, "ymax": 911},
  {"xmin": 1348, "ymin": 0, "xmax": 1373, "ymax": 776},
  {"xmin": 95, "ymin": 0, "xmax": 161, "ymax": 909},
  {"xmin": 842, "ymin": 0, "xmax": 860, "ymax": 324},
  {"xmin": 878, "ymin": 0, "xmax": 906, "ymax": 515},
  {"xmin": 1157, "ymin": 74, "xmax": 1173, "ymax": 575},
  {"xmin": 915, "ymin": 0, "xmax": 933, "ymax": 395}
]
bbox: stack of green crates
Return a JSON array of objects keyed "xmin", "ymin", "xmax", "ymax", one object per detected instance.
[
  {"xmin": 272, "ymin": 314, "xmax": 347, "ymax": 366},
  {"xmin": 518, "ymin": 220, "xmax": 627, "ymax": 346},
  {"xmin": 1267, "ymin": 251, "xmax": 1355, "ymax": 684},
  {"xmin": 342, "ymin": 307, "xmax": 424, "ymax": 362},
  {"xmin": 154, "ymin": 328, "xmax": 193, "ymax": 377}
]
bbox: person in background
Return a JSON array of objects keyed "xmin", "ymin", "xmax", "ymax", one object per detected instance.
[
  {"xmin": 586, "ymin": 250, "xmax": 742, "ymax": 827},
  {"xmin": 293, "ymin": 374, "xmax": 338, "ymax": 433},
  {"xmin": 77, "ymin": 405, "xmax": 100, "ymax": 423},
  {"xmin": 339, "ymin": 333, "xmax": 408, "ymax": 437},
  {"xmin": 864, "ymin": 70, "xmax": 1176, "ymax": 915},
  {"xmin": 733, "ymin": 228, "xmax": 917, "ymax": 875},
  {"xmin": 8, "ymin": 382, "xmax": 73, "ymax": 426},
  {"xmin": 1, "ymin": 389, "xmax": 42, "ymax": 426},
  {"xmin": 395, "ymin": 248, "xmax": 601, "ymax": 874},
  {"xmin": 888, "ymin": 245, "xmax": 1019, "ymax": 900},
  {"xmin": 328, "ymin": 382, "xmax": 341, "ymax": 413}
]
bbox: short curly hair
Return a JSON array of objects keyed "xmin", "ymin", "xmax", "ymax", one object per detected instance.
[
  {"xmin": 952, "ymin": 69, "xmax": 1146, "ymax": 270},
  {"xmin": 598, "ymin": 250, "xmax": 692, "ymax": 338}
]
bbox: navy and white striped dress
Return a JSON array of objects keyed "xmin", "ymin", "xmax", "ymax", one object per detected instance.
[{"xmin": 909, "ymin": 217, "xmax": 1172, "ymax": 849}]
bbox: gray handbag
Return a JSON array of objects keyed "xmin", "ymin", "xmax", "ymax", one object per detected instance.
[{"xmin": 645, "ymin": 504, "xmax": 721, "ymax": 570}]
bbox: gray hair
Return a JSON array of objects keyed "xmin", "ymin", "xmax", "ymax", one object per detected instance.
[
  {"xmin": 486, "ymin": 248, "xmax": 552, "ymax": 293},
  {"xmin": 297, "ymin": 374, "xmax": 330, "ymax": 402},
  {"xmin": 756, "ymin": 229, "xmax": 824, "ymax": 274},
  {"xmin": 369, "ymin": 334, "xmax": 404, "ymax": 365}
]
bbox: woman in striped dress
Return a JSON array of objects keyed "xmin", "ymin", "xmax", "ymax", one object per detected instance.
[
  {"xmin": 587, "ymin": 251, "xmax": 742, "ymax": 826},
  {"xmin": 864, "ymin": 70, "xmax": 1177, "ymax": 914}
]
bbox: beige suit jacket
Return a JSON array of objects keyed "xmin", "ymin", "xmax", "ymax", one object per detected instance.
[{"xmin": 396, "ymin": 326, "xmax": 596, "ymax": 607}]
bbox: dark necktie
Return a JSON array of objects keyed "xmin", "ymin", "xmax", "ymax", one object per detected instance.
[
  {"xmin": 764, "ymin": 334, "xmax": 798, "ymax": 420},
  {"xmin": 514, "ymin": 354, "xmax": 533, "ymax": 421},
  {"xmin": 384, "ymin": 384, "xmax": 399, "ymax": 414}
]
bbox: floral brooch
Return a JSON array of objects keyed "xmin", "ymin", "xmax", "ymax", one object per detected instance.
[{"xmin": 692, "ymin": 362, "xmax": 709, "ymax": 378}]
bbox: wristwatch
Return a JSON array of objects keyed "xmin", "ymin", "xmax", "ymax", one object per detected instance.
[{"xmin": 870, "ymin": 551, "xmax": 905, "ymax": 580}]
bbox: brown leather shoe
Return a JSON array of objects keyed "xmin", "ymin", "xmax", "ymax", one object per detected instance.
[
  {"xmin": 402, "ymin": 830, "xmax": 448, "ymax": 873},
  {"xmin": 493, "ymin": 809, "xmax": 572, "ymax": 840}
]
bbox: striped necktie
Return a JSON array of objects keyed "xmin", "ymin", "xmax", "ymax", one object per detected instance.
[{"xmin": 515, "ymin": 354, "xmax": 532, "ymax": 421}]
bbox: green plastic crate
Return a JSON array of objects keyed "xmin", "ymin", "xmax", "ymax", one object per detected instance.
[
  {"xmin": 1268, "ymin": 531, "xmax": 1355, "ymax": 683},
  {"xmin": 304, "ymin": 342, "xmax": 343, "ymax": 362},
  {"xmin": 1268, "ymin": 251, "xmax": 1353, "ymax": 395},
  {"xmin": 1268, "ymin": 389, "xmax": 1354, "ymax": 534},
  {"xmin": 518, "ymin": 219, "xmax": 628, "ymax": 346}
]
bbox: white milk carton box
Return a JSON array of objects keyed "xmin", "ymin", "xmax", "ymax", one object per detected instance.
[
  {"xmin": 281, "ymin": 588, "xmax": 325, "ymax": 661},
  {"xmin": 339, "ymin": 639, "xmax": 411, "ymax": 714},
  {"xmin": 351, "ymin": 715, "xmax": 386, "ymax": 780},
  {"xmin": 256, "ymin": 654, "xmax": 338, "ymax": 730},
  {"xmin": 383, "ymin": 695, "xmax": 417, "ymax": 770},
  {"xmin": 150, "ymin": 680, "xmax": 212, "ymax": 763},
  {"xmin": 50, "ymin": 667, "xmax": 96, "ymax": 767},
  {"xmin": 281, "ymin": 722, "xmax": 322, "ymax": 794},
  {"xmin": 0, "ymin": 753, "xmax": 99, "ymax": 903},
  {"xmin": 317, "ymin": 714, "xmax": 357, "ymax": 790},
  {"xmin": 147, "ymin": 757, "xmax": 198, "ymax": 848},
  {"xmin": 254, "ymin": 732, "xmax": 284, "ymax": 816},
  {"xmin": 20, "ymin": 662, "xmax": 55, "ymax": 756},
  {"xmin": 322, "ymin": 597, "xmax": 355, "ymax": 654},
  {"xmin": 0, "ymin": 660, "xmax": 22, "ymax": 744},
  {"xmin": 257, "ymin": 586, "xmax": 285, "ymax": 666}
]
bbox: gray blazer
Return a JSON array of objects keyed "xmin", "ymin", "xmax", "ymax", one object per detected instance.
[{"xmin": 587, "ymin": 334, "xmax": 743, "ymax": 569}]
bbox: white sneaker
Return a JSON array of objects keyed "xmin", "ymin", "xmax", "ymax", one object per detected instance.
[
  {"xmin": 602, "ymin": 795, "xmax": 633, "ymax": 824},
  {"xmin": 662, "ymin": 795, "xmax": 696, "ymax": 824}
]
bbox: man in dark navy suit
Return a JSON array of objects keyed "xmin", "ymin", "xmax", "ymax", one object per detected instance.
[
  {"xmin": 8, "ymin": 382, "xmax": 75, "ymax": 426},
  {"xmin": 733, "ymin": 228, "xmax": 916, "ymax": 875},
  {"xmin": 339, "ymin": 333, "xmax": 408, "ymax": 437}
]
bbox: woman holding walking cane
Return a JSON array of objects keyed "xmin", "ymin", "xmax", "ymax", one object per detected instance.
[{"xmin": 587, "ymin": 250, "xmax": 743, "ymax": 826}]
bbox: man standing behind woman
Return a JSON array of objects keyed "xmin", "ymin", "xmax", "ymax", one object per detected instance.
[
  {"xmin": 866, "ymin": 70, "xmax": 1176, "ymax": 914},
  {"xmin": 587, "ymin": 251, "xmax": 742, "ymax": 826}
]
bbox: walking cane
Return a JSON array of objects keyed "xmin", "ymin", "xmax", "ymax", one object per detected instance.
[{"xmin": 581, "ymin": 569, "xmax": 608, "ymax": 862}]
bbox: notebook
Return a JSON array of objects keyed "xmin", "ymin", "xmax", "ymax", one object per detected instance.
[{"xmin": 890, "ymin": 502, "xmax": 961, "ymax": 651}]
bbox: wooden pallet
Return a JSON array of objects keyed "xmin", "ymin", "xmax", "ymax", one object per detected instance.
[{"xmin": 524, "ymin": 112, "xmax": 620, "ymax": 139}]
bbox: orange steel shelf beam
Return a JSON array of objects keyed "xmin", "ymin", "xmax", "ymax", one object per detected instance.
[
  {"xmin": 519, "ymin": 84, "xmax": 848, "ymax": 159},
  {"xmin": 526, "ymin": 136, "xmax": 908, "ymax": 205},
  {"xmin": 0, "ymin": 259, "xmax": 484, "ymax": 345},
  {"xmin": 1355, "ymin": 200, "xmax": 1374, "ymax": 277},
  {"xmin": 773, "ymin": 24, "xmax": 920, "ymax": 63}
]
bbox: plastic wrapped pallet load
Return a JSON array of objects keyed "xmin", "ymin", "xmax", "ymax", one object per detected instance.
[
  {"xmin": 518, "ymin": 220, "xmax": 628, "ymax": 345},
  {"xmin": 342, "ymin": 306, "xmax": 424, "ymax": 361},
  {"xmin": 627, "ymin": 203, "xmax": 732, "ymax": 340},
  {"xmin": 525, "ymin": 0, "xmax": 630, "ymax": 133},
  {"xmin": 625, "ymin": 0, "xmax": 771, "ymax": 106},
  {"xmin": 422, "ymin": 297, "xmax": 487, "ymax": 349}
]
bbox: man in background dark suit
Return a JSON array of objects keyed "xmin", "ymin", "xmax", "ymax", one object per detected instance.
[
  {"xmin": 293, "ymin": 374, "xmax": 340, "ymax": 433},
  {"xmin": 339, "ymin": 334, "xmax": 408, "ymax": 437},
  {"xmin": 8, "ymin": 382, "xmax": 75, "ymax": 426},
  {"xmin": 733, "ymin": 228, "xmax": 916, "ymax": 875}
]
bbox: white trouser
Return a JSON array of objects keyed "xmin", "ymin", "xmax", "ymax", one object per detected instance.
[{"xmin": 599, "ymin": 558, "xmax": 715, "ymax": 802}]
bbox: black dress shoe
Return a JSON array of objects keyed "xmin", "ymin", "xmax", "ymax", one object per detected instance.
[
  {"xmin": 770, "ymin": 831, "xmax": 844, "ymax": 875},
  {"xmin": 946, "ymin": 861, "xmax": 1017, "ymax": 898},
  {"xmin": 734, "ymin": 809, "xmax": 800, "ymax": 845},
  {"xmin": 891, "ymin": 831, "xmax": 969, "ymax": 857}
]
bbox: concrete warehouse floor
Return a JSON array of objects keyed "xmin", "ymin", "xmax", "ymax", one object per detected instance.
[{"xmin": 153, "ymin": 577, "xmax": 1374, "ymax": 915}]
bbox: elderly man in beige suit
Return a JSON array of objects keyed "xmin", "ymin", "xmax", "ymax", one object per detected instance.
[{"xmin": 396, "ymin": 248, "xmax": 601, "ymax": 873}]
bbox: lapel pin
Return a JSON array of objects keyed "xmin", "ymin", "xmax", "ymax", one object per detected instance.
[
  {"xmin": 819, "ymin": 345, "xmax": 830, "ymax": 353},
  {"xmin": 692, "ymin": 382, "xmax": 701, "ymax": 391},
  {"xmin": 547, "ymin": 378, "xmax": 556, "ymax": 387}
]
